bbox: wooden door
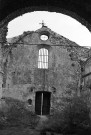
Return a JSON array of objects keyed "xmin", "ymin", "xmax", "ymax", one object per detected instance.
[
  {"xmin": 42, "ymin": 92, "xmax": 51, "ymax": 115},
  {"xmin": 35, "ymin": 91, "xmax": 51, "ymax": 115},
  {"xmin": 35, "ymin": 91, "xmax": 42, "ymax": 115}
]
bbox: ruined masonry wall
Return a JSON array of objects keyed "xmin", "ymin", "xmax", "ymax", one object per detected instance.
[{"xmin": 3, "ymin": 29, "xmax": 87, "ymax": 114}]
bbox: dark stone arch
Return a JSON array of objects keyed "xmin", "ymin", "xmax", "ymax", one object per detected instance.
[{"xmin": 0, "ymin": 4, "xmax": 91, "ymax": 32}]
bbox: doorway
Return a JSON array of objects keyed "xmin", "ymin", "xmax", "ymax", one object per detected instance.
[{"xmin": 35, "ymin": 91, "xmax": 51, "ymax": 115}]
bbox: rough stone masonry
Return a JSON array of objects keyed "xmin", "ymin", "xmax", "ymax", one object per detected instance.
[{"xmin": 2, "ymin": 25, "xmax": 89, "ymax": 115}]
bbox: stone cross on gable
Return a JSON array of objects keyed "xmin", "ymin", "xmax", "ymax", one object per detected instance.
[{"xmin": 39, "ymin": 20, "xmax": 46, "ymax": 27}]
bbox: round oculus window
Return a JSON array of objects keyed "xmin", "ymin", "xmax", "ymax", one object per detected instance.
[{"xmin": 40, "ymin": 35, "xmax": 48, "ymax": 41}]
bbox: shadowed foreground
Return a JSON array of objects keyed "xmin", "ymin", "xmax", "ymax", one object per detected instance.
[{"xmin": 0, "ymin": 96, "xmax": 91, "ymax": 135}]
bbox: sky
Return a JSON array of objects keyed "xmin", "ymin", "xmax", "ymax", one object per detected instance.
[{"xmin": 7, "ymin": 11, "xmax": 91, "ymax": 47}]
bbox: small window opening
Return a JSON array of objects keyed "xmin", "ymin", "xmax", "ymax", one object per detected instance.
[
  {"xmin": 28, "ymin": 99, "xmax": 32, "ymax": 105},
  {"xmin": 40, "ymin": 35, "xmax": 48, "ymax": 41},
  {"xmin": 38, "ymin": 48, "xmax": 48, "ymax": 69}
]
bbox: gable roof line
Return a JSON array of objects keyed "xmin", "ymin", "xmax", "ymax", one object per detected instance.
[{"xmin": 7, "ymin": 26, "xmax": 88, "ymax": 49}]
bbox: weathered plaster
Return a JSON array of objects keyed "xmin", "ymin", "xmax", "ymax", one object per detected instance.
[{"xmin": 3, "ymin": 26, "xmax": 89, "ymax": 114}]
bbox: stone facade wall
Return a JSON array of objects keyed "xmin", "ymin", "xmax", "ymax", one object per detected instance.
[{"xmin": 3, "ymin": 27, "xmax": 88, "ymax": 114}]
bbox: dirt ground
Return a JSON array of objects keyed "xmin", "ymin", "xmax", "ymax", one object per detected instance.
[{"xmin": 0, "ymin": 127, "xmax": 40, "ymax": 135}]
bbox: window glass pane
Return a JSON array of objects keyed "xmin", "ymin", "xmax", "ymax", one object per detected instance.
[
  {"xmin": 43, "ymin": 56, "xmax": 45, "ymax": 63},
  {"xmin": 43, "ymin": 63, "xmax": 45, "ymax": 68},
  {"xmin": 40, "ymin": 49, "xmax": 42, "ymax": 55},
  {"xmin": 38, "ymin": 48, "xmax": 48, "ymax": 69},
  {"xmin": 42, "ymin": 62, "xmax": 43, "ymax": 68},
  {"xmin": 44, "ymin": 48, "xmax": 45, "ymax": 55},
  {"xmin": 47, "ymin": 55, "xmax": 48, "ymax": 62},
  {"xmin": 42, "ymin": 55, "xmax": 44, "ymax": 62},
  {"xmin": 47, "ymin": 63, "xmax": 48, "ymax": 68},
  {"xmin": 46, "ymin": 50, "xmax": 48, "ymax": 55},
  {"xmin": 45, "ymin": 49, "xmax": 46, "ymax": 55},
  {"xmin": 45, "ymin": 63, "xmax": 46, "ymax": 69},
  {"xmin": 44, "ymin": 56, "xmax": 46, "ymax": 63}
]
